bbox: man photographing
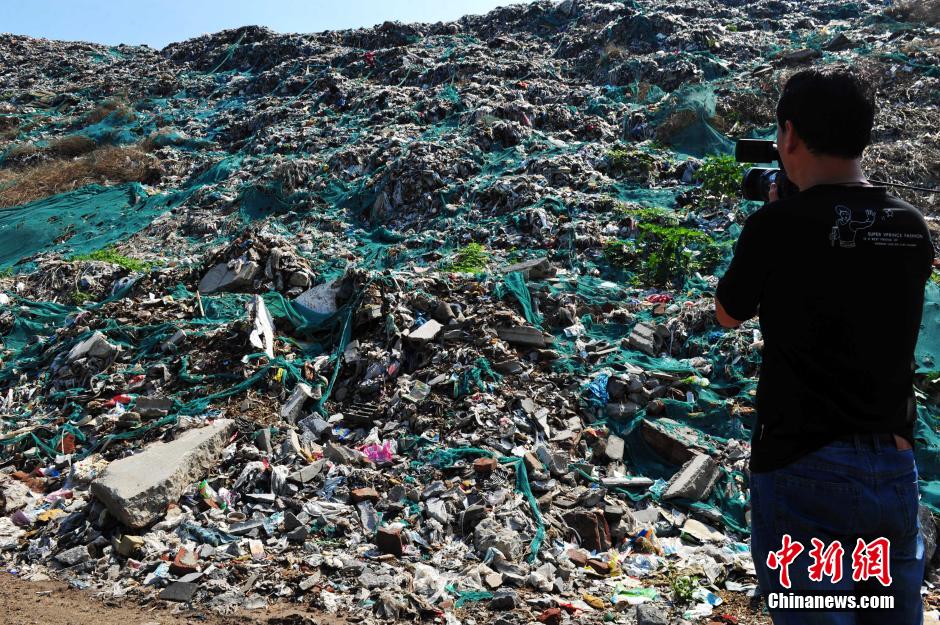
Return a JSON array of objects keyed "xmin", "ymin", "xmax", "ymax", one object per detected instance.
[{"xmin": 715, "ymin": 68, "xmax": 934, "ymax": 623}]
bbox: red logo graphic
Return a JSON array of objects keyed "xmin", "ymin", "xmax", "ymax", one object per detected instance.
[
  {"xmin": 766, "ymin": 533, "xmax": 805, "ymax": 588},
  {"xmin": 808, "ymin": 538, "xmax": 845, "ymax": 583},
  {"xmin": 851, "ymin": 537, "xmax": 893, "ymax": 586},
  {"xmin": 765, "ymin": 536, "xmax": 893, "ymax": 588}
]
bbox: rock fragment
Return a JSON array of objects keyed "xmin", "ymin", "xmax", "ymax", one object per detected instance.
[{"xmin": 90, "ymin": 420, "xmax": 235, "ymax": 528}]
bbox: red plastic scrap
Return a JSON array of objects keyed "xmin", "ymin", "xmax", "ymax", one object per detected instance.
[
  {"xmin": 60, "ymin": 433, "xmax": 76, "ymax": 454},
  {"xmin": 557, "ymin": 601, "xmax": 581, "ymax": 614},
  {"xmin": 106, "ymin": 394, "xmax": 133, "ymax": 407},
  {"xmin": 537, "ymin": 607, "xmax": 562, "ymax": 625}
]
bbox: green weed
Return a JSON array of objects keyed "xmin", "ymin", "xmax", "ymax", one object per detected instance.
[
  {"xmin": 446, "ymin": 242, "xmax": 489, "ymax": 273},
  {"xmin": 671, "ymin": 574, "xmax": 698, "ymax": 605},
  {"xmin": 697, "ymin": 154, "xmax": 748, "ymax": 198},
  {"xmin": 606, "ymin": 222, "xmax": 720, "ymax": 287},
  {"xmin": 618, "ymin": 203, "xmax": 681, "ymax": 226},
  {"xmin": 71, "ymin": 246, "xmax": 151, "ymax": 272},
  {"xmin": 71, "ymin": 289, "xmax": 94, "ymax": 305}
]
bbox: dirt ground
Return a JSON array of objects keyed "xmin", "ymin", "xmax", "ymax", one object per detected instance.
[
  {"xmin": 3, "ymin": 571, "xmax": 936, "ymax": 625},
  {"xmin": 0, "ymin": 570, "xmax": 776, "ymax": 625},
  {"xmin": 0, "ymin": 572, "xmax": 344, "ymax": 625}
]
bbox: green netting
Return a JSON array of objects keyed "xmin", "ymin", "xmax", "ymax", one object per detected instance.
[
  {"xmin": 0, "ymin": 183, "xmax": 184, "ymax": 269},
  {"xmin": 193, "ymin": 155, "xmax": 243, "ymax": 184},
  {"xmin": 80, "ymin": 110, "xmax": 141, "ymax": 145},
  {"xmin": 648, "ymin": 84, "xmax": 732, "ymax": 157},
  {"xmin": 453, "ymin": 357, "xmax": 503, "ymax": 398},
  {"xmin": 915, "ymin": 405, "xmax": 940, "ymax": 511},
  {"xmin": 495, "ymin": 271, "xmax": 543, "ymax": 327},
  {"xmin": 239, "ymin": 183, "xmax": 313, "ymax": 221},
  {"xmin": 453, "ymin": 589, "xmax": 493, "ymax": 607},
  {"xmin": 915, "ymin": 282, "xmax": 940, "ymax": 373}
]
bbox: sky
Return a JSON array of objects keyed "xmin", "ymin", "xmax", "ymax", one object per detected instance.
[{"xmin": 0, "ymin": 0, "xmax": 523, "ymax": 49}]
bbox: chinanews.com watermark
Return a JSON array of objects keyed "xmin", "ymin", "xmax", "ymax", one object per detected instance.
[
  {"xmin": 767, "ymin": 592, "xmax": 895, "ymax": 611},
  {"xmin": 764, "ymin": 534, "xmax": 896, "ymax": 611}
]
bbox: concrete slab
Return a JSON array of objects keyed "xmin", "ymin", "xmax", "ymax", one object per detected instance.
[
  {"xmin": 281, "ymin": 383, "xmax": 315, "ymax": 423},
  {"xmin": 197, "ymin": 260, "xmax": 259, "ymax": 294},
  {"xmin": 604, "ymin": 434, "xmax": 625, "ymax": 461},
  {"xmin": 662, "ymin": 453, "xmax": 720, "ymax": 501},
  {"xmin": 91, "ymin": 420, "xmax": 234, "ymax": 528},
  {"xmin": 498, "ymin": 326, "xmax": 546, "ymax": 348},
  {"xmin": 408, "ymin": 319, "xmax": 442, "ymax": 343}
]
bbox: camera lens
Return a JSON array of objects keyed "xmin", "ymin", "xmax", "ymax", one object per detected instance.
[
  {"xmin": 741, "ymin": 167, "xmax": 781, "ymax": 202},
  {"xmin": 742, "ymin": 168, "xmax": 765, "ymax": 201}
]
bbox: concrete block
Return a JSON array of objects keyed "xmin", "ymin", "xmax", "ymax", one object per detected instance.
[
  {"xmin": 281, "ymin": 383, "xmax": 315, "ymax": 423},
  {"xmin": 503, "ymin": 257, "xmax": 556, "ymax": 280},
  {"xmin": 298, "ymin": 414, "xmax": 331, "ymax": 438},
  {"xmin": 135, "ymin": 396, "xmax": 173, "ymax": 419},
  {"xmin": 408, "ymin": 319, "xmax": 442, "ymax": 343},
  {"xmin": 636, "ymin": 603, "xmax": 669, "ymax": 625},
  {"xmin": 662, "ymin": 453, "xmax": 720, "ymax": 501},
  {"xmin": 627, "ymin": 322, "xmax": 658, "ymax": 355},
  {"xmin": 289, "ymin": 461, "xmax": 324, "ymax": 484},
  {"xmin": 498, "ymin": 325, "xmax": 546, "ymax": 348},
  {"xmin": 159, "ymin": 581, "xmax": 199, "ymax": 602},
  {"xmin": 67, "ymin": 331, "xmax": 118, "ymax": 362},
  {"xmin": 640, "ymin": 418, "xmax": 700, "ymax": 465},
  {"xmin": 91, "ymin": 420, "xmax": 234, "ymax": 528},
  {"xmin": 197, "ymin": 260, "xmax": 259, "ymax": 294},
  {"xmin": 605, "ymin": 401, "xmax": 639, "ymax": 420},
  {"xmin": 604, "ymin": 434, "xmax": 625, "ymax": 461}
]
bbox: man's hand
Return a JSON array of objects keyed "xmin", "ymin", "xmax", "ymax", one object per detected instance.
[
  {"xmin": 715, "ymin": 297, "xmax": 744, "ymax": 328},
  {"xmin": 768, "ymin": 182, "xmax": 779, "ymax": 203}
]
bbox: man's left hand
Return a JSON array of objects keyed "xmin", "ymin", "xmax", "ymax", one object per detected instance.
[{"xmin": 768, "ymin": 182, "xmax": 779, "ymax": 203}]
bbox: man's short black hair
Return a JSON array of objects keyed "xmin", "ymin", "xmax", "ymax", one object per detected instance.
[{"xmin": 775, "ymin": 68, "xmax": 875, "ymax": 159}]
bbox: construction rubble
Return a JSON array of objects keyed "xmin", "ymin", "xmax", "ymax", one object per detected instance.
[{"xmin": 1, "ymin": 0, "xmax": 939, "ymax": 623}]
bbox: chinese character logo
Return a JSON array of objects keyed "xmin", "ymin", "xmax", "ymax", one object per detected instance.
[
  {"xmin": 766, "ymin": 534, "xmax": 805, "ymax": 588},
  {"xmin": 808, "ymin": 538, "xmax": 845, "ymax": 583},
  {"xmin": 765, "ymin": 536, "xmax": 892, "ymax": 588},
  {"xmin": 851, "ymin": 537, "xmax": 892, "ymax": 586}
]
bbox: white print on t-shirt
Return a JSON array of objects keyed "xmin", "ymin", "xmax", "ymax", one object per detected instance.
[
  {"xmin": 830, "ymin": 205, "xmax": 875, "ymax": 248},
  {"xmin": 863, "ymin": 229, "xmax": 924, "ymax": 248}
]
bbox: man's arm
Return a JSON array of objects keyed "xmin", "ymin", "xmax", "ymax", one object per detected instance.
[
  {"xmin": 715, "ymin": 208, "xmax": 770, "ymax": 326},
  {"xmin": 715, "ymin": 298, "xmax": 744, "ymax": 328}
]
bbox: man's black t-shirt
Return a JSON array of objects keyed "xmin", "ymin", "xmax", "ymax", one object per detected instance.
[{"xmin": 716, "ymin": 184, "xmax": 935, "ymax": 473}]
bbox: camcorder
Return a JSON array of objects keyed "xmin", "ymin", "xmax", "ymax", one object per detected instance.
[{"xmin": 734, "ymin": 139, "xmax": 800, "ymax": 203}]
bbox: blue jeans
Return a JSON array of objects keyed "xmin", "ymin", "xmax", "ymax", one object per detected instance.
[{"xmin": 750, "ymin": 435, "xmax": 924, "ymax": 624}]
